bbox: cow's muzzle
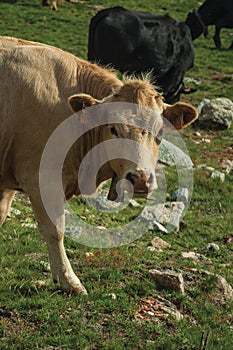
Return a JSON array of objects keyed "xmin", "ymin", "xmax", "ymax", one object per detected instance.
[{"xmin": 108, "ymin": 170, "xmax": 157, "ymax": 202}]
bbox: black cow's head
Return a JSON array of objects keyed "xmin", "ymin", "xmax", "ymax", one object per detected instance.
[{"xmin": 185, "ymin": 10, "xmax": 208, "ymax": 40}]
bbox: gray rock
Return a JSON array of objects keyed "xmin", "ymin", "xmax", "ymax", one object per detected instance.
[
  {"xmin": 84, "ymin": 194, "xmax": 122, "ymax": 211},
  {"xmin": 166, "ymin": 202, "xmax": 185, "ymax": 231},
  {"xmin": 135, "ymin": 295, "xmax": 183, "ymax": 323},
  {"xmin": 140, "ymin": 201, "xmax": 185, "ymax": 232},
  {"xmin": 149, "ymin": 269, "xmax": 185, "ymax": 294},
  {"xmin": 172, "ymin": 188, "xmax": 189, "ymax": 204},
  {"xmin": 158, "ymin": 139, "xmax": 193, "ymax": 168},
  {"xmin": 186, "ymin": 269, "xmax": 233, "ymax": 304},
  {"xmin": 197, "ymin": 98, "xmax": 233, "ymax": 130}
]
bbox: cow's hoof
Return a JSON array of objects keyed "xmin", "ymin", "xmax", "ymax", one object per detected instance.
[
  {"xmin": 60, "ymin": 280, "xmax": 88, "ymax": 295},
  {"xmin": 73, "ymin": 284, "xmax": 88, "ymax": 295}
]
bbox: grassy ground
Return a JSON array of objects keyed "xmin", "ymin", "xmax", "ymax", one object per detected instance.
[{"xmin": 0, "ymin": 1, "xmax": 233, "ymax": 349}]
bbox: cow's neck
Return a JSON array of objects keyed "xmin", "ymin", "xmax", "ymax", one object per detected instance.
[
  {"xmin": 67, "ymin": 126, "xmax": 113, "ymax": 197},
  {"xmin": 65, "ymin": 62, "xmax": 122, "ymax": 196},
  {"xmin": 77, "ymin": 62, "xmax": 122, "ymax": 100}
]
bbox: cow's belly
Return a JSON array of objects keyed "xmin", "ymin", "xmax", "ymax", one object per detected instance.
[{"xmin": 0, "ymin": 175, "xmax": 21, "ymax": 191}]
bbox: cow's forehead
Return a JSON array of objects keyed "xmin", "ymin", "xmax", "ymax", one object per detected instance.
[{"xmin": 109, "ymin": 108, "xmax": 163, "ymax": 136}]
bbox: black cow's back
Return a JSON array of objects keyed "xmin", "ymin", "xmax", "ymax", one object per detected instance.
[{"xmin": 88, "ymin": 6, "xmax": 194, "ymax": 103}]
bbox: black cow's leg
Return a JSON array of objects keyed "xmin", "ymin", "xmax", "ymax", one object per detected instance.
[
  {"xmin": 214, "ymin": 15, "xmax": 233, "ymax": 49},
  {"xmin": 0, "ymin": 189, "xmax": 16, "ymax": 227},
  {"xmin": 214, "ymin": 26, "xmax": 221, "ymax": 48}
]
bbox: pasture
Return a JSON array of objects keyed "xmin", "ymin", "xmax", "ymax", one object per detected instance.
[{"xmin": 0, "ymin": 0, "xmax": 232, "ymax": 349}]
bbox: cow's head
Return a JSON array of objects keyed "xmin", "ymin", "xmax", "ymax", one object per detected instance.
[
  {"xmin": 68, "ymin": 79, "xmax": 197, "ymax": 201},
  {"xmin": 185, "ymin": 10, "xmax": 208, "ymax": 40}
]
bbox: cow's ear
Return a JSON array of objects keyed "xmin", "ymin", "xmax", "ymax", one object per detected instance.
[
  {"xmin": 68, "ymin": 93, "xmax": 100, "ymax": 112},
  {"xmin": 163, "ymin": 102, "xmax": 198, "ymax": 130}
]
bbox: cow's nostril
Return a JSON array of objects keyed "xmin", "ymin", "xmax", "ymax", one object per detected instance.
[
  {"xmin": 126, "ymin": 172, "xmax": 136, "ymax": 185},
  {"xmin": 148, "ymin": 173, "xmax": 154, "ymax": 184}
]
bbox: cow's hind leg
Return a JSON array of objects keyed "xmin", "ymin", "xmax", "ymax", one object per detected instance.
[
  {"xmin": 29, "ymin": 192, "xmax": 87, "ymax": 295},
  {"xmin": 0, "ymin": 189, "xmax": 16, "ymax": 227},
  {"xmin": 214, "ymin": 15, "xmax": 233, "ymax": 49}
]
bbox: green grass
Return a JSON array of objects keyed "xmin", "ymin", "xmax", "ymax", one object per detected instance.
[{"xmin": 0, "ymin": 0, "xmax": 233, "ymax": 349}]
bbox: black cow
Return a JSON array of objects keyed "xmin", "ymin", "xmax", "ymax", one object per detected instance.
[
  {"xmin": 88, "ymin": 6, "xmax": 194, "ymax": 104},
  {"xmin": 185, "ymin": 0, "xmax": 233, "ymax": 49}
]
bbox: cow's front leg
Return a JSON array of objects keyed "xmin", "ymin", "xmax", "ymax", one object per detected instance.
[
  {"xmin": 29, "ymin": 193, "xmax": 87, "ymax": 295},
  {"xmin": 51, "ymin": 0, "xmax": 58, "ymax": 10},
  {"xmin": 214, "ymin": 26, "xmax": 221, "ymax": 48},
  {"xmin": 0, "ymin": 189, "xmax": 16, "ymax": 227}
]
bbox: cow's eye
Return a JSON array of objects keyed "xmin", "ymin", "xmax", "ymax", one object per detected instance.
[
  {"xmin": 155, "ymin": 128, "xmax": 163, "ymax": 144},
  {"xmin": 110, "ymin": 126, "xmax": 118, "ymax": 137},
  {"xmin": 142, "ymin": 129, "xmax": 147, "ymax": 136}
]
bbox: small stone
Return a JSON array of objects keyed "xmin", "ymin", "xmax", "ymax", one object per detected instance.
[
  {"xmin": 221, "ymin": 159, "xmax": 233, "ymax": 174},
  {"xmin": 147, "ymin": 246, "xmax": 157, "ymax": 252},
  {"xmin": 33, "ymin": 280, "xmax": 46, "ymax": 287},
  {"xmin": 181, "ymin": 251, "xmax": 210, "ymax": 263},
  {"xmin": 108, "ymin": 293, "xmax": 117, "ymax": 300},
  {"xmin": 206, "ymin": 243, "xmax": 220, "ymax": 251},
  {"xmin": 96, "ymin": 226, "xmax": 107, "ymax": 230},
  {"xmin": 147, "ymin": 311, "xmax": 155, "ymax": 316},
  {"xmin": 210, "ymin": 171, "xmax": 225, "ymax": 182},
  {"xmin": 85, "ymin": 252, "xmax": 94, "ymax": 257},
  {"xmin": 167, "ymin": 202, "xmax": 185, "ymax": 231},
  {"xmin": 9, "ymin": 208, "xmax": 21, "ymax": 216},
  {"xmin": 151, "ymin": 236, "xmax": 171, "ymax": 249},
  {"xmin": 129, "ymin": 199, "xmax": 141, "ymax": 207},
  {"xmin": 197, "ymin": 163, "xmax": 207, "ymax": 169},
  {"xmin": 149, "ymin": 269, "xmax": 185, "ymax": 294},
  {"xmin": 172, "ymin": 188, "xmax": 189, "ymax": 204},
  {"xmin": 21, "ymin": 223, "xmax": 37, "ymax": 229},
  {"xmin": 193, "ymin": 131, "xmax": 201, "ymax": 137},
  {"xmin": 205, "ymin": 166, "xmax": 215, "ymax": 172},
  {"xmin": 39, "ymin": 260, "xmax": 51, "ymax": 272}
]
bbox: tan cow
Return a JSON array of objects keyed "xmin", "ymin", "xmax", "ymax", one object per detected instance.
[
  {"xmin": 0, "ymin": 36, "xmax": 198, "ymax": 294},
  {"xmin": 42, "ymin": 0, "xmax": 78, "ymax": 11}
]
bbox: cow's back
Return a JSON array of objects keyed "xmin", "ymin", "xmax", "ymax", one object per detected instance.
[
  {"xmin": 0, "ymin": 37, "xmax": 79, "ymax": 187},
  {"xmin": 0, "ymin": 37, "xmax": 78, "ymax": 126}
]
